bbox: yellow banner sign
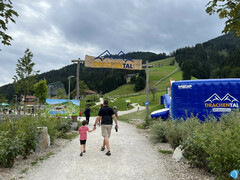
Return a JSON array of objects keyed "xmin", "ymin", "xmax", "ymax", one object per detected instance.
[{"xmin": 85, "ymin": 54, "xmax": 142, "ymax": 70}]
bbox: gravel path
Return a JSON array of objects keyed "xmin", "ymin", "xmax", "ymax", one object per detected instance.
[{"xmin": 21, "ymin": 107, "xmax": 170, "ymax": 180}]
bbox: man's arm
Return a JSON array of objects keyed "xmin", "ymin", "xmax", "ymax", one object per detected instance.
[{"xmin": 93, "ymin": 116, "xmax": 100, "ymax": 130}]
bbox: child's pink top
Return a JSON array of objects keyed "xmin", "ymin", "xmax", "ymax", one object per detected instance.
[{"xmin": 78, "ymin": 126, "xmax": 89, "ymax": 140}]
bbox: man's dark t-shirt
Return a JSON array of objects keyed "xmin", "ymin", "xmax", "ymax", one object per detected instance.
[{"xmin": 98, "ymin": 106, "xmax": 114, "ymax": 125}]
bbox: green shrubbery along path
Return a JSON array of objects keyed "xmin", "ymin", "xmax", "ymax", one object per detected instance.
[
  {"xmin": 150, "ymin": 111, "xmax": 240, "ymax": 180},
  {"xmin": 0, "ymin": 115, "xmax": 74, "ymax": 168}
]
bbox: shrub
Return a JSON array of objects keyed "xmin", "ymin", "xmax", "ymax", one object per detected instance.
[
  {"xmin": 182, "ymin": 112, "xmax": 240, "ymax": 179},
  {"xmin": 165, "ymin": 117, "xmax": 200, "ymax": 149},
  {"xmin": 16, "ymin": 116, "xmax": 39, "ymax": 159},
  {"xmin": 37, "ymin": 116, "xmax": 60, "ymax": 143},
  {"xmin": 150, "ymin": 117, "xmax": 200, "ymax": 149},
  {"xmin": 56, "ymin": 117, "xmax": 72, "ymax": 135},
  {"xmin": 206, "ymin": 112, "xmax": 240, "ymax": 179},
  {"xmin": 150, "ymin": 120, "xmax": 168, "ymax": 143},
  {"xmin": 0, "ymin": 124, "xmax": 24, "ymax": 167}
]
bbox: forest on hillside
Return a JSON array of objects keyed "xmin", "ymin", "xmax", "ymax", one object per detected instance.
[
  {"xmin": 2, "ymin": 33, "xmax": 240, "ymax": 101},
  {"xmin": 175, "ymin": 33, "xmax": 240, "ymax": 79},
  {"xmin": 0, "ymin": 51, "xmax": 168, "ymax": 101}
]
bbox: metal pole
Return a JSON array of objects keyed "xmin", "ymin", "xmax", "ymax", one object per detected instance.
[
  {"xmin": 68, "ymin": 76, "xmax": 74, "ymax": 99},
  {"xmin": 68, "ymin": 78, "xmax": 70, "ymax": 99},
  {"xmin": 146, "ymin": 61, "xmax": 149, "ymax": 120},
  {"xmin": 14, "ymin": 95, "xmax": 17, "ymax": 114}
]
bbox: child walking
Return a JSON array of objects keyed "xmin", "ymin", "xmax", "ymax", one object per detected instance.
[{"xmin": 78, "ymin": 120, "xmax": 94, "ymax": 156}]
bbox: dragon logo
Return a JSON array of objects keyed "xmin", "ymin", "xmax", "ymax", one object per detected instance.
[
  {"xmin": 205, "ymin": 93, "xmax": 238, "ymax": 103},
  {"xmin": 205, "ymin": 93, "xmax": 239, "ymax": 109},
  {"xmin": 94, "ymin": 50, "xmax": 133, "ymax": 62}
]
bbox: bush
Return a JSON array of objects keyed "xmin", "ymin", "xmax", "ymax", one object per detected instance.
[
  {"xmin": 16, "ymin": 116, "xmax": 39, "ymax": 159},
  {"xmin": 166, "ymin": 118, "xmax": 200, "ymax": 149},
  {"xmin": 0, "ymin": 122, "xmax": 24, "ymax": 168},
  {"xmin": 181, "ymin": 112, "xmax": 240, "ymax": 179},
  {"xmin": 0, "ymin": 131, "xmax": 24, "ymax": 167},
  {"xmin": 56, "ymin": 117, "xmax": 72, "ymax": 135},
  {"xmin": 150, "ymin": 117, "xmax": 200, "ymax": 149},
  {"xmin": 0, "ymin": 114, "xmax": 74, "ymax": 168},
  {"xmin": 150, "ymin": 120, "xmax": 168, "ymax": 143},
  {"xmin": 37, "ymin": 116, "xmax": 60, "ymax": 143}
]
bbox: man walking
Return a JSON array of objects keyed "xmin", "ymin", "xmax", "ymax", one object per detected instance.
[
  {"xmin": 84, "ymin": 105, "xmax": 91, "ymax": 125},
  {"xmin": 93, "ymin": 100, "xmax": 118, "ymax": 156}
]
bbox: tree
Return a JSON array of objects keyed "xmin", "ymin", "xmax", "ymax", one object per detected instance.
[
  {"xmin": 56, "ymin": 88, "xmax": 67, "ymax": 99},
  {"xmin": 71, "ymin": 80, "xmax": 89, "ymax": 98},
  {"xmin": 130, "ymin": 75, "xmax": 136, "ymax": 84},
  {"xmin": 149, "ymin": 86, "xmax": 157, "ymax": 99},
  {"xmin": 34, "ymin": 79, "xmax": 48, "ymax": 105},
  {"xmin": 13, "ymin": 49, "xmax": 39, "ymax": 113},
  {"xmin": 0, "ymin": 0, "xmax": 19, "ymax": 47},
  {"xmin": 206, "ymin": 0, "xmax": 240, "ymax": 37},
  {"xmin": 0, "ymin": 93, "xmax": 6, "ymax": 103},
  {"xmin": 134, "ymin": 76, "xmax": 146, "ymax": 92}
]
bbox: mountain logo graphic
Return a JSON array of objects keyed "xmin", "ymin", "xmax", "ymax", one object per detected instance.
[
  {"xmin": 94, "ymin": 50, "xmax": 133, "ymax": 62},
  {"xmin": 205, "ymin": 93, "xmax": 238, "ymax": 103},
  {"xmin": 230, "ymin": 170, "xmax": 239, "ymax": 179}
]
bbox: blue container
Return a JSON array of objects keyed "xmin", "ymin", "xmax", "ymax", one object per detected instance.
[{"xmin": 171, "ymin": 79, "xmax": 240, "ymax": 121}]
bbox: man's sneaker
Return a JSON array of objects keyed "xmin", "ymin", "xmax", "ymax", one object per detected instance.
[
  {"xmin": 80, "ymin": 152, "xmax": 83, "ymax": 156},
  {"xmin": 101, "ymin": 147, "xmax": 105, "ymax": 151},
  {"xmin": 106, "ymin": 151, "xmax": 111, "ymax": 156},
  {"xmin": 83, "ymin": 150, "xmax": 86, "ymax": 153}
]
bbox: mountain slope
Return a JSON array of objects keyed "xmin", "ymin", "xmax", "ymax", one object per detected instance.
[{"xmin": 175, "ymin": 33, "xmax": 240, "ymax": 79}]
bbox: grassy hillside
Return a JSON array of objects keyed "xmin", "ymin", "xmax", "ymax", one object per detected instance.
[
  {"xmin": 105, "ymin": 57, "xmax": 197, "ymax": 116},
  {"xmin": 149, "ymin": 57, "xmax": 175, "ymax": 67}
]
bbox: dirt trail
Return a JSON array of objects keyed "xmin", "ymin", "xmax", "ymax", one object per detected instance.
[{"xmin": 20, "ymin": 106, "xmax": 170, "ymax": 180}]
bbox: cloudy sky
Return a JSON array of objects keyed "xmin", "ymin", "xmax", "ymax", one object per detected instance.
[{"xmin": 0, "ymin": 0, "xmax": 225, "ymax": 87}]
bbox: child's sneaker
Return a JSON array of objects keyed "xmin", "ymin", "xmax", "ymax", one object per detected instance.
[
  {"xmin": 105, "ymin": 151, "xmax": 111, "ymax": 156},
  {"xmin": 83, "ymin": 150, "xmax": 86, "ymax": 153},
  {"xmin": 80, "ymin": 152, "xmax": 83, "ymax": 156}
]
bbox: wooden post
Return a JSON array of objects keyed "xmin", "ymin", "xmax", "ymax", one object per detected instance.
[
  {"xmin": 146, "ymin": 61, "xmax": 149, "ymax": 120},
  {"xmin": 71, "ymin": 58, "xmax": 85, "ymax": 100}
]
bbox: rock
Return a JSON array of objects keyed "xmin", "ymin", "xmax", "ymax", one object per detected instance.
[
  {"xmin": 172, "ymin": 145, "xmax": 186, "ymax": 162},
  {"xmin": 71, "ymin": 122, "xmax": 78, "ymax": 130},
  {"xmin": 36, "ymin": 127, "xmax": 50, "ymax": 152},
  {"xmin": 47, "ymin": 134, "xmax": 51, "ymax": 146}
]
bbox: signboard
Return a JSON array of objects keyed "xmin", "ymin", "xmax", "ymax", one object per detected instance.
[
  {"xmin": 145, "ymin": 101, "xmax": 149, "ymax": 106},
  {"xmin": 45, "ymin": 99, "xmax": 80, "ymax": 116},
  {"xmin": 85, "ymin": 50, "xmax": 142, "ymax": 70}
]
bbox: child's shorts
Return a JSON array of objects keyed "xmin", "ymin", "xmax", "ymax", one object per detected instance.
[{"xmin": 80, "ymin": 140, "xmax": 86, "ymax": 145}]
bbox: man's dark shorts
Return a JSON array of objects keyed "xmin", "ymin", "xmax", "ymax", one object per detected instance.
[{"xmin": 80, "ymin": 140, "xmax": 86, "ymax": 145}]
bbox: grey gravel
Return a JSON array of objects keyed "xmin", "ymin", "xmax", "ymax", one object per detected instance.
[{"xmin": 21, "ymin": 117, "xmax": 170, "ymax": 180}]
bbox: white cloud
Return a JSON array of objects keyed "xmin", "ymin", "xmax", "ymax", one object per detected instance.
[{"xmin": 0, "ymin": 0, "xmax": 225, "ymax": 87}]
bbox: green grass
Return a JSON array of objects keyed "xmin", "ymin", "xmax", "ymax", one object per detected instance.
[
  {"xmin": 62, "ymin": 132, "xmax": 79, "ymax": 140},
  {"xmin": 36, "ymin": 152, "xmax": 55, "ymax": 162},
  {"xmin": 118, "ymin": 103, "xmax": 164, "ymax": 124},
  {"xmin": 149, "ymin": 57, "xmax": 175, "ymax": 67},
  {"xmin": 149, "ymin": 66, "xmax": 178, "ymax": 81},
  {"xmin": 31, "ymin": 161, "xmax": 38, "ymax": 166},
  {"xmin": 159, "ymin": 149, "xmax": 173, "ymax": 154},
  {"xmin": 106, "ymin": 84, "xmax": 136, "ymax": 96},
  {"xmin": 20, "ymin": 168, "xmax": 29, "ymax": 174}
]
